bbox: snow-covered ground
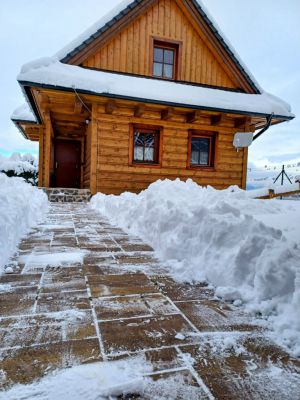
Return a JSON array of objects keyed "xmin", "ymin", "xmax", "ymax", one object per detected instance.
[
  {"xmin": 0, "ymin": 173, "xmax": 48, "ymax": 272},
  {"xmin": 91, "ymin": 179, "xmax": 300, "ymax": 357}
]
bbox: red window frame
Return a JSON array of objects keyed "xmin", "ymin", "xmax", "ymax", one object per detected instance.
[
  {"xmin": 151, "ymin": 38, "xmax": 182, "ymax": 81},
  {"xmin": 129, "ymin": 124, "xmax": 163, "ymax": 167},
  {"xmin": 187, "ymin": 131, "xmax": 217, "ymax": 169}
]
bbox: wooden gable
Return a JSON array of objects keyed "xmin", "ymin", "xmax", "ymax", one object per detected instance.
[{"xmin": 75, "ymin": 0, "xmax": 249, "ymax": 91}]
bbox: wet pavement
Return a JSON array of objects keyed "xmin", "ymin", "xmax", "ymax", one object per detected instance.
[{"xmin": 0, "ymin": 203, "xmax": 299, "ymax": 399}]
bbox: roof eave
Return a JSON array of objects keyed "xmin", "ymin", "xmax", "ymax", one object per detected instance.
[{"xmin": 18, "ymin": 80, "xmax": 295, "ymax": 122}]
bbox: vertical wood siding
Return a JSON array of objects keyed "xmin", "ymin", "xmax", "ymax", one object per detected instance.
[{"xmin": 83, "ymin": 0, "xmax": 238, "ymax": 89}]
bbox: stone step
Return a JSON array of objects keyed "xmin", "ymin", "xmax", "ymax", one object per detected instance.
[{"xmin": 41, "ymin": 188, "xmax": 92, "ymax": 203}]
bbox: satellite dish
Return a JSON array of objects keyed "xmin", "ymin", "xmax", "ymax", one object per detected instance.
[{"xmin": 233, "ymin": 132, "xmax": 253, "ymax": 149}]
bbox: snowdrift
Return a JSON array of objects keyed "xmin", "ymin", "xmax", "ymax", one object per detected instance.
[
  {"xmin": 0, "ymin": 173, "xmax": 49, "ymax": 271},
  {"xmin": 91, "ymin": 179, "xmax": 300, "ymax": 356}
]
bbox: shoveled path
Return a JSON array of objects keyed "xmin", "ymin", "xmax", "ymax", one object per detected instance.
[{"xmin": 0, "ymin": 203, "xmax": 299, "ymax": 399}]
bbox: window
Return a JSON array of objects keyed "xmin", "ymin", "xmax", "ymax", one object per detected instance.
[
  {"xmin": 132, "ymin": 128, "xmax": 160, "ymax": 164},
  {"xmin": 188, "ymin": 132, "xmax": 216, "ymax": 168},
  {"xmin": 153, "ymin": 41, "xmax": 178, "ymax": 80}
]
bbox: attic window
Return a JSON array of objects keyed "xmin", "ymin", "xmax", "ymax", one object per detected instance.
[{"xmin": 153, "ymin": 40, "xmax": 178, "ymax": 80}]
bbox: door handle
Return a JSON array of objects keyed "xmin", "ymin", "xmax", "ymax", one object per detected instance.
[{"xmin": 56, "ymin": 162, "xmax": 58, "ymax": 169}]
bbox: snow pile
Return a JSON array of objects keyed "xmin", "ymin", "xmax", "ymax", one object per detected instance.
[
  {"xmin": 2, "ymin": 354, "xmax": 209, "ymax": 400},
  {"xmin": 2, "ymin": 356, "xmax": 151, "ymax": 400},
  {"xmin": 91, "ymin": 179, "xmax": 300, "ymax": 356},
  {"xmin": 0, "ymin": 173, "xmax": 48, "ymax": 272},
  {"xmin": 17, "ymin": 58, "xmax": 293, "ymax": 118}
]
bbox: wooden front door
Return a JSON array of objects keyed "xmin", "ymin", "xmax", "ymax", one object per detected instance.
[{"xmin": 55, "ymin": 140, "xmax": 81, "ymax": 188}]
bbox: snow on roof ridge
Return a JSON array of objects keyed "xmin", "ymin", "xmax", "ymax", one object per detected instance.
[
  {"xmin": 194, "ymin": 0, "xmax": 262, "ymax": 93},
  {"xmin": 17, "ymin": 59, "xmax": 294, "ymax": 119},
  {"xmin": 55, "ymin": 0, "xmax": 136, "ymax": 61}
]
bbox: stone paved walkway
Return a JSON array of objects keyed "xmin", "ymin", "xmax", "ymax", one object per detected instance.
[{"xmin": 0, "ymin": 204, "xmax": 299, "ymax": 399}]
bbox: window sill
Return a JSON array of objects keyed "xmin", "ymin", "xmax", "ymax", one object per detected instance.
[
  {"xmin": 187, "ymin": 165, "xmax": 216, "ymax": 172},
  {"xmin": 130, "ymin": 162, "xmax": 161, "ymax": 168}
]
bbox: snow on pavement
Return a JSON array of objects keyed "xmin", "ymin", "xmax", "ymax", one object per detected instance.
[{"xmin": 91, "ymin": 179, "xmax": 300, "ymax": 356}]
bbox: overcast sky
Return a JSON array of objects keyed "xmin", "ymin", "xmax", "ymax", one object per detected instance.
[{"xmin": 0, "ymin": 0, "xmax": 299, "ymax": 167}]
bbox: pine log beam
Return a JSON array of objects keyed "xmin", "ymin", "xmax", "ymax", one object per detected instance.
[
  {"xmin": 235, "ymin": 117, "xmax": 250, "ymax": 129},
  {"xmin": 39, "ymin": 93, "xmax": 50, "ymax": 114},
  {"xmin": 186, "ymin": 110, "xmax": 202, "ymax": 123},
  {"xmin": 134, "ymin": 104, "xmax": 146, "ymax": 118},
  {"xmin": 74, "ymin": 97, "xmax": 84, "ymax": 114},
  {"xmin": 161, "ymin": 107, "xmax": 175, "ymax": 120},
  {"xmin": 105, "ymin": 101, "xmax": 117, "ymax": 114},
  {"xmin": 211, "ymin": 114, "xmax": 224, "ymax": 126}
]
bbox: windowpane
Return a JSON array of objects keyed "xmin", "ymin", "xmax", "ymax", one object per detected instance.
[
  {"xmin": 191, "ymin": 150, "xmax": 199, "ymax": 165},
  {"xmin": 134, "ymin": 146, "xmax": 144, "ymax": 161},
  {"xmin": 133, "ymin": 131, "xmax": 158, "ymax": 164},
  {"xmin": 153, "ymin": 62, "xmax": 163, "ymax": 77},
  {"xmin": 154, "ymin": 47, "xmax": 164, "ymax": 63},
  {"xmin": 191, "ymin": 137, "xmax": 211, "ymax": 166},
  {"xmin": 163, "ymin": 64, "xmax": 173, "ymax": 79},
  {"xmin": 145, "ymin": 147, "xmax": 154, "ymax": 161},
  {"xmin": 164, "ymin": 49, "xmax": 174, "ymax": 64}
]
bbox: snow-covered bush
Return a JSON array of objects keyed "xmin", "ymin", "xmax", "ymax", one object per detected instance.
[
  {"xmin": 91, "ymin": 179, "xmax": 300, "ymax": 356},
  {"xmin": 0, "ymin": 153, "xmax": 38, "ymax": 185},
  {"xmin": 0, "ymin": 173, "xmax": 49, "ymax": 271}
]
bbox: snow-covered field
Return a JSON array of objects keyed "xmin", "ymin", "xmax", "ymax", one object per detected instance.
[
  {"xmin": 91, "ymin": 179, "xmax": 300, "ymax": 356},
  {"xmin": 0, "ymin": 173, "xmax": 48, "ymax": 272}
]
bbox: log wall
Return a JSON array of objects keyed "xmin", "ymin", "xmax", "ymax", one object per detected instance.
[{"xmin": 93, "ymin": 104, "xmax": 247, "ymax": 195}]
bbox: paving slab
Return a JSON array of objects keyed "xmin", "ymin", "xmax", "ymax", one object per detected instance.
[
  {"xmin": 94, "ymin": 293, "xmax": 178, "ymax": 320},
  {"xmin": 88, "ymin": 273, "xmax": 159, "ymax": 297},
  {"xmin": 0, "ymin": 338, "xmax": 101, "ymax": 389},
  {"xmin": 35, "ymin": 290, "xmax": 90, "ymax": 313},
  {"xmin": 100, "ymin": 314, "xmax": 197, "ymax": 354},
  {"xmin": 180, "ymin": 335, "xmax": 300, "ymax": 400},
  {"xmin": 176, "ymin": 299, "xmax": 259, "ymax": 332}
]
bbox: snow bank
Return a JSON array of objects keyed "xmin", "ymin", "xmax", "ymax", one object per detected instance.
[
  {"xmin": 17, "ymin": 58, "xmax": 293, "ymax": 118},
  {"xmin": 91, "ymin": 179, "xmax": 300, "ymax": 356},
  {"xmin": 0, "ymin": 173, "xmax": 48, "ymax": 272}
]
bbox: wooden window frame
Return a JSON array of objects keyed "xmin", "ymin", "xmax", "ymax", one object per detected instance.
[
  {"xmin": 150, "ymin": 37, "xmax": 182, "ymax": 81},
  {"xmin": 187, "ymin": 131, "xmax": 218, "ymax": 170},
  {"xmin": 129, "ymin": 124, "xmax": 163, "ymax": 168}
]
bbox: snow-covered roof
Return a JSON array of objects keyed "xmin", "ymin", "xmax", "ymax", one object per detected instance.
[
  {"xmin": 17, "ymin": 58, "xmax": 293, "ymax": 119},
  {"xmin": 55, "ymin": 0, "xmax": 261, "ymax": 93},
  {"xmin": 11, "ymin": 103, "xmax": 37, "ymax": 123},
  {"xmin": 55, "ymin": 0, "xmax": 135, "ymax": 61}
]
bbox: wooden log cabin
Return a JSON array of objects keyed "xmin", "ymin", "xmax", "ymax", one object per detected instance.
[{"xmin": 12, "ymin": 0, "xmax": 293, "ymax": 195}]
